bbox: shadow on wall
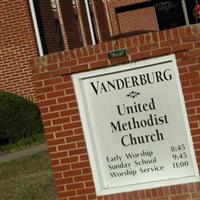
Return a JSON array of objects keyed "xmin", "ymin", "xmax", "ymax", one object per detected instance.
[{"xmin": 111, "ymin": 29, "xmax": 155, "ymax": 40}]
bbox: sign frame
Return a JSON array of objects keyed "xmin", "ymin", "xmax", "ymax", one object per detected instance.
[{"xmin": 72, "ymin": 54, "xmax": 200, "ymax": 196}]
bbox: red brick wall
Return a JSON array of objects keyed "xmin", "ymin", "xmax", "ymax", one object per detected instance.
[
  {"xmin": 106, "ymin": 0, "xmax": 154, "ymax": 35},
  {"xmin": 117, "ymin": 7, "xmax": 158, "ymax": 33},
  {"xmin": 0, "ymin": 0, "xmax": 38, "ymax": 101},
  {"xmin": 31, "ymin": 25, "xmax": 200, "ymax": 200}
]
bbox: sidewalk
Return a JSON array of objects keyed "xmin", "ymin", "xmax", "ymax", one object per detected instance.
[{"xmin": 0, "ymin": 143, "xmax": 48, "ymax": 163}]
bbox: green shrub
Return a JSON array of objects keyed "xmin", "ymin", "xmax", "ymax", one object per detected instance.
[{"xmin": 0, "ymin": 92, "xmax": 44, "ymax": 145}]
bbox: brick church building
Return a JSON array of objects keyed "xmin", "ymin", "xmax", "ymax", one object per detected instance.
[
  {"xmin": 1, "ymin": 1, "xmax": 200, "ymax": 200},
  {"xmin": 0, "ymin": 0, "xmax": 199, "ymax": 101}
]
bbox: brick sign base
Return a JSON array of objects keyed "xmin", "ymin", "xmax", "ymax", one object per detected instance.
[{"xmin": 31, "ymin": 25, "xmax": 200, "ymax": 200}]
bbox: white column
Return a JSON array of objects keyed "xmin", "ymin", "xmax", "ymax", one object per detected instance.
[
  {"xmin": 29, "ymin": 0, "xmax": 44, "ymax": 56},
  {"xmin": 84, "ymin": 0, "xmax": 96, "ymax": 45},
  {"xmin": 181, "ymin": 0, "xmax": 190, "ymax": 25}
]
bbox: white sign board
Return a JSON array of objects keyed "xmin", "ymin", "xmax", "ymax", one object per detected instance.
[{"xmin": 72, "ymin": 55, "xmax": 199, "ymax": 195}]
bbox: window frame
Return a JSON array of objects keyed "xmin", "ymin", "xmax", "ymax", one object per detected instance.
[{"xmin": 115, "ymin": 0, "xmax": 193, "ymax": 32}]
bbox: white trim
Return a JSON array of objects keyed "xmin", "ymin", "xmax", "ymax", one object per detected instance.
[
  {"xmin": 181, "ymin": 0, "xmax": 190, "ymax": 25},
  {"xmin": 84, "ymin": 0, "xmax": 96, "ymax": 45},
  {"xmin": 29, "ymin": 0, "xmax": 44, "ymax": 56},
  {"xmin": 91, "ymin": 1, "xmax": 102, "ymax": 42},
  {"xmin": 72, "ymin": 55, "xmax": 200, "ymax": 196}
]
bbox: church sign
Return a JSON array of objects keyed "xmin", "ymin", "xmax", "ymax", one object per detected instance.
[{"xmin": 72, "ymin": 55, "xmax": 199, "ymax": 195}]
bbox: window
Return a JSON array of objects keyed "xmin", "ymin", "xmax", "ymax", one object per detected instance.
[
  {"xmin": 115, "ymin": 0, "xmax": 199, "ymax": 33},
  {"xmin": 29, "ymin": 0, "xmax": 199, "ymax": 55},
  {"xmin": 30, "ymin": 0, "xmax": 97, "ymax": 54},
  {"xmin": 185, "ymin": 0, "xmax": 200, "ymax": 24},
  {"xmin": 29, "ymin": 0, "xmax": 64, "ymax": 55},
  {"xmin": 155, "ymin": 0, "xmax": 186, "ymax": 30}
]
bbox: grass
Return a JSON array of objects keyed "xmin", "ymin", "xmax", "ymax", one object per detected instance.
[
  {"xmin": 0, "ymin": 150, "xmax": 57, "ymax": 200},
  {"xmin": 0, "ymin": 133, "xmax": 46, "ymax": 154}
]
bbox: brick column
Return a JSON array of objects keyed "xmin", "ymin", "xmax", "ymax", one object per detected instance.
[
  {"xmin": 32, "ymin": 25, "xmax": 200, "ymax": 200},
  {"xmin": 58, "ymin": 0, "xmax": 82, "ymax": 49},
  {"xmin": 92, "ymin": 0, "xmax": 111, "ymax": 42}
]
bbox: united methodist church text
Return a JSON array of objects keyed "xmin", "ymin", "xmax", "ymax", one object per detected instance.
[{"xmin": 89, "ymin": 68, "xmax": 172, "ymax": 147}]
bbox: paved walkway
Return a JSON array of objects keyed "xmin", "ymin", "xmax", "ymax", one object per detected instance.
[{"xmin": 0, "ymin": 143, "xmax": 48, "ymax": 163}]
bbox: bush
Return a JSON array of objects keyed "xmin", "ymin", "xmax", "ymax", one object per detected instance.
[{"xmin": 0, "ymin": 92, "xmax": 44, "ymax": 145}]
